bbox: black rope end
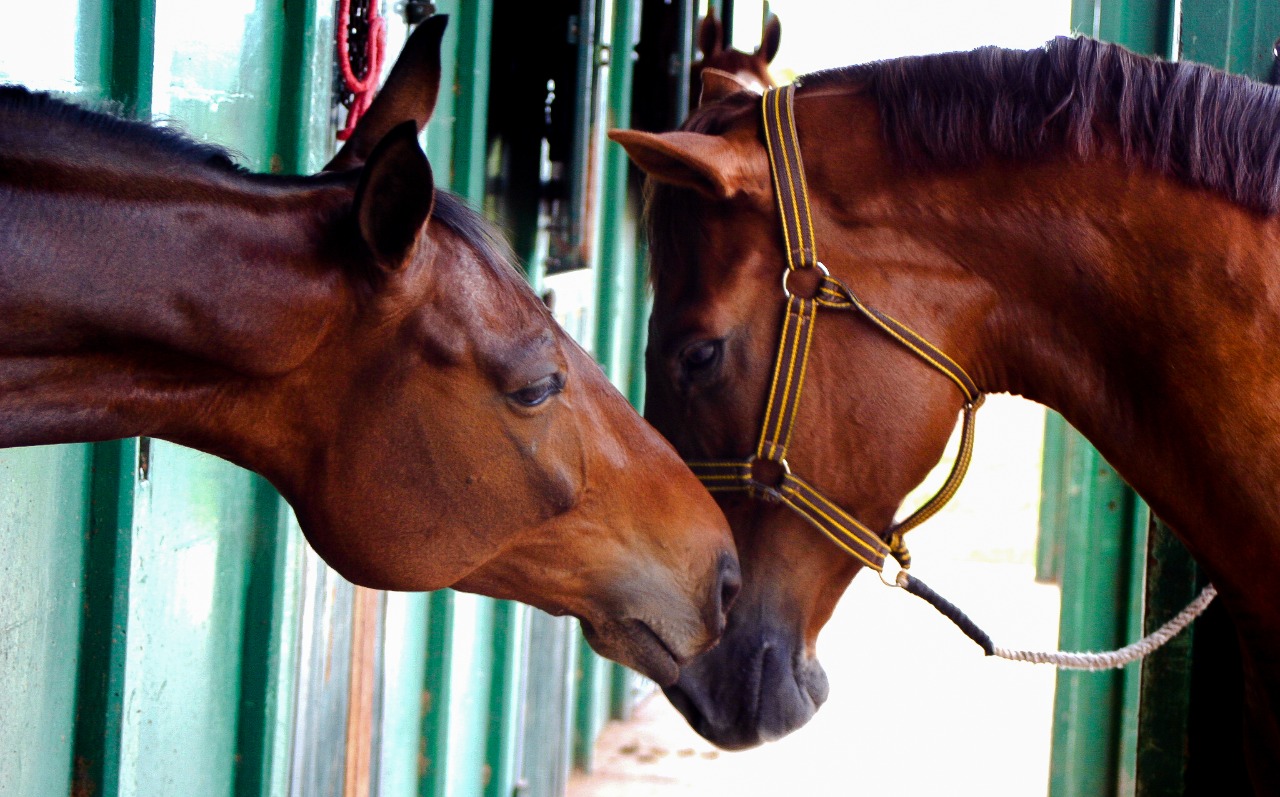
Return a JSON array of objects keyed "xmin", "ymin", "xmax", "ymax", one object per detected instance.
[{"xmin": 901, "ymin": 573, "xmax": 995, "ymax": 656}]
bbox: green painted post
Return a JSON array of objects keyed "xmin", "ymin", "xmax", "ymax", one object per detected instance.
[
  {"xmin": 484, "ymin": 601, "xmax": 530, "ymax": 797},
  {"xmin": 1035, "ymin": 412, "xmax": 1068, "ymax": 584},
  {"xmin": 442, "ymin": 0, "xmax": 496, "ymax": 205},
  {"xmin": 1134, "ymin": 520, "xmax": 1199, "ymax": 797},
  {"xmin": 1049, "ymin": 437, "xmax": 1141, "ymax": 797},
  {"xmin": 1182, "ymin": 0, "xmax": 1280, "ymax": 78},
  {"xmin": 234, "ymin": 485, "xmax": 305, "ymax": 797},
  {"xmin": 70, "ymin": 439, "xmax": 142, "ymax": 797},
  {"xmin": 595, "ymin": 0, "xmax": 643, "ymax": 387},
  {"xmin": 106, "ymin": 0, "xmax": 156, "ymax": 114}
]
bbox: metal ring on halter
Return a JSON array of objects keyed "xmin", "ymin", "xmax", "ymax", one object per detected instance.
[
  {"xmin": 746, "ymin": 455, "xmax": 791, "ymax": 477},
  {"xmin": 781, "ymin": 261, "xmax": 830, "ymax": 299},
  {"xmin": 745, "ymin": 455, "xmax": 790, "ymax": 499},
  {"xmin": 878, "ymin": 552, "xmax": 905, "ymax": 588}
]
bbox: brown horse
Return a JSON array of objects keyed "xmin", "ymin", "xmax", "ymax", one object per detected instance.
[
  {"xmin": 690, "ymin": 9, "xmax": 780, "ymax": 109},
  {"xmin": 0, "ymin": 17, "xmax": 740, "ymax": 686},
  {"xmin": 614, "ymin": 35, "xmax": 1280, "ymax": 786}
]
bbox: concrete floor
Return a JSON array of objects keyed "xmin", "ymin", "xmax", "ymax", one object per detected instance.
[{"xmin": 569, "ymin": 395, "xmax": 1060, "ymax": 797}]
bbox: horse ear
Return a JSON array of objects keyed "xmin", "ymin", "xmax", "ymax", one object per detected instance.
[
  {"xmin": 700, "ymin": 68, "xmax": 745, "ymax": 105},
  {"xmin": 698, "ymin": 11, "xmax": 722, "ymax": 57},
  {"xmin": 325, "ymin": 15, "xmax": 448, "ymax": 171},
  {"xmin": 758, "ymin": 15, "xmax": 781, "ymax": 63},
  {"xmin": 353, "ymin": 121, "xmax": 436, "ymax": 269},
  {"xmin": 608, "ymin": 129, "xmax": 763, "ymax": 200}
]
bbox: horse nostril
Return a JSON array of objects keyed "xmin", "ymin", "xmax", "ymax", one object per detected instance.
[{"xmin": 717, "ymin": 552, "xmax": 742, "ymax": 623}]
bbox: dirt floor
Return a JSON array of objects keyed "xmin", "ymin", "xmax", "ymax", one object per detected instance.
[{"xmin": 568, "ymin": 395, "xmax": 1060, "ymax": 797}]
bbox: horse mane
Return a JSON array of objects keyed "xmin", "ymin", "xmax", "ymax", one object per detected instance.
[
  {"xmin": 802, "ymin": 35, "xmax": 1280, "ymax": 215},
  {"xmin": 0, "ymin": 85, "xmax": 522, "ymax": 283},
  {"xmin": 0, "ymin": 85, "xmax": 248, "ymax": 174},
  {"xmin": 645, "ymin": 36, "xmax": 1280, "ymax": 287}
]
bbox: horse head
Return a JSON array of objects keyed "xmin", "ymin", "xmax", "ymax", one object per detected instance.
[
  {"xmin": 284, "ymin": 18, "xmax": 745, "ymax": 684},
  {"xmin": 610, "ymin": 86, "xmax": 981, "ymax": 740},
  {"xmin": 0, "ymin": 16, "xmax": 740, "ymax": 686},
  {"xmin": 690, "ymin": 10, "xmax": 781, "ymax": 108}
]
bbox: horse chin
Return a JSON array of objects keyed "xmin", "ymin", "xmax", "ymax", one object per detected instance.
[
  {"xmin": 580, "ymin": 617, "xmax": 682, "ymax": 687},
  {"xmin": 662, "ymin": 627, "xmax": 830, "ymax": 749}
]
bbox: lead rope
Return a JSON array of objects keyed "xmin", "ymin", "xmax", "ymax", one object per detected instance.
[{"xmin": 895, "ymin": 568, "xmax": 1217, "ymax": 670}]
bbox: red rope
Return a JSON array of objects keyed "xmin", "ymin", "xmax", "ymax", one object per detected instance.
[{"xmin": 336, "ymin": 0, "xmax": 386, "ymax": 141}]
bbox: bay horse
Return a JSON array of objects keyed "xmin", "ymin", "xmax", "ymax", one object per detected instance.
[
  {"xmin": 0, "ymin": 16, "xmax": 740, "ymax": 686},
  {"xmin": 613, "ymin": 35, "xmax": 1280, "ymax": 787},
  {"xmin": 690, "ymin": 9, "xmax": 780, "ymax": 109}
]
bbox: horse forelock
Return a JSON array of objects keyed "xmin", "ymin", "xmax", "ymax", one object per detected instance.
[
  {"xmin": 429, "ymin": 191, "xmax": 527, "ymax": 291},
  {"xmin": 801, "ymin": 36, "xmax": 1280, "ymax": 215}
]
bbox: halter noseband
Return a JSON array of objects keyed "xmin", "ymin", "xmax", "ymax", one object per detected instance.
[{"xmin": 687, "ymin": 83, "xmax": 984, "ymax": 577}]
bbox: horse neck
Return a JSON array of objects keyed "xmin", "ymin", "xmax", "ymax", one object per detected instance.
[
  {"xmin": 841, "ymin": 147, "xmax": 1280, "ymax": 562},
  {"xmin": 0, "ymin": 171, "xmax": 353, "ymax": 454}
]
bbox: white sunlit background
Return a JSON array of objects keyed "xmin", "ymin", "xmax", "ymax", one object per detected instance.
[{"xmin": 571, "ymin": 2, "xmax": 1075, "ymax": 796}]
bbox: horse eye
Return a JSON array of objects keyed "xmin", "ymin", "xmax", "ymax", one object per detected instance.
[
  {"xmin": 680, "ymin": 340, "xmax": 722, "ymax": 373},
  {"xmin": 509, "ymin": 374, "xmax": 564, "ymax": 408}
]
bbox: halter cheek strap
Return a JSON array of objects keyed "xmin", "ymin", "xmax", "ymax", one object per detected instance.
[{"xmin": 687, "ymin": 83, "xmax": 985, "ymax": 575}]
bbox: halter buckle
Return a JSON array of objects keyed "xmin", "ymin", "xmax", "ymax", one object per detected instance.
[{"xmin": 781, "ymin": 262, "xmax": 830, "ymax": 299}]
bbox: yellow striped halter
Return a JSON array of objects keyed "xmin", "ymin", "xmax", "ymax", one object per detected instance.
[{"xmin": 688, "ymin": 83, "xmax": 985, "ymax": 577}]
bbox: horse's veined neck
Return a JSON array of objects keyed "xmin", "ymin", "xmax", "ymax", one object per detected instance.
[
  {"xmin": 0, "ymin": 178, "xmax": 352, "ymax": 368},
  {"xmin": 0, "ymin": 178, "xmax": 355, "ymax": 453},
  {"xmin": 856, "ymin": 148, "xmax": 1280, "ymax": 544}
]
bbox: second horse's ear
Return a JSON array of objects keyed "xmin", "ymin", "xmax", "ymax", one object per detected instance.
[
  {"xmin": 608, "ymin": 129, "xmax": 767, "ymax": 200},
  {"xmin": 758, "ymin": 14, "xmax": 781, "ymax": 64},
  {"xmin": 326, "ymin": 15, "xmax": 448, "ymax": 171},
  {"xmin": 353, "ymin": 121, "xmax": 436, "ymax": 270},
  {"xmin": 698, "ymin": 11, "xmax": 722, "ymax": 58}
]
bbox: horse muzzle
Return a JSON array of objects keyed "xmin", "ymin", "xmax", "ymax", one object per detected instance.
[
  {"xmin": 662, "ymin": 623, "xmax": 829, "ymax": 749},
  {"xmin": 580, "ymin": 550, "xmax": 741, "ymax": 686}
]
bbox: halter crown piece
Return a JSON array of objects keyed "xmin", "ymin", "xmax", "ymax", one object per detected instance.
[{"xmin": 687, "ymin": 82, "xmax": 985, "ymax": 578}]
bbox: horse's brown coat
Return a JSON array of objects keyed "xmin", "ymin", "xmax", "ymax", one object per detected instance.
[{"xmin": 616, "ymin": 36, "xmax": 1280, "ymax": 786}]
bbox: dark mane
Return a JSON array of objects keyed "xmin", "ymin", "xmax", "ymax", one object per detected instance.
[
  {"xmin": 646, "ymin": 36, "xmax": 1280, "ymax": 287},
  {"xmin": 0, "ymin": 86, "xmax": 521, "ymax": 283},
  {"xmin": 802, "ymin": 35, "xmax": 1280, "ymax": 214},
  {"xmin": 0, "ymin": 85, "xmax": 247, "ymax": 174}
]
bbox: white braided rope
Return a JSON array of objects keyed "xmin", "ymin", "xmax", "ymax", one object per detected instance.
[{"xmin": 991, "ymin": 584, "xmax": 1217, "ymax": 670}]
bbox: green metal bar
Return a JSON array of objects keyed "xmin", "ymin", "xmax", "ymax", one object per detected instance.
[
  {"xmin": 1117, "ymin": 501, "xmax": 1151, "ymax": 797},
  {"xmin": 484, "ymin": 601, "xmax": 530, "ymax": 797},
  {"xmin": 234, "ymin": 484, "xmax": 303, "ymax": 797},
  {"xmin": 1097, "ymin": 0, "xmax": 1176, "ymax": 59},
  {"xmin": 1035, "ymin": 412, "xmax": 1068, "ymax": 584},
  {"xmin": 447, "ymin": 1, "xmax": 494, "ymax": 204},
  {"xmin": 274, "ymin": 0, "xmax": 323, "ymax": 175},
  {"xmin": 573, "ymin": 638, "xmax": 611, "ymax": 771},
  {"xmin": 107, "ymin": 0, "xmax": 156, "ymax": 115},
  {"xmin": 420, "ymin": 591, "xmax": 456, "ymax": 797},
  {"xmin": 70, "ymin": 440, "xmax": 141, "ymax": 797},
  {"xmin": 595, "ymin": 0, "xmax": 643, "ymax": 386},
  {"xmin": 1134, "ymin": 520, "xmax": 1199, "ymax": 797},
  {"xmin": 1183, "ymin": 0, "xmax": 1280, "ymax": 78},
  {"xmin": 420, "ymin": 594, "xmax": 498, "ymax": 797},
  {"xmin": 1049, "ymin": 434, "xmax": 1139, "ymax": 797},
  {"xmin": 377, "ymin": 592, "xmax": 430, "ymax": 797}
]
